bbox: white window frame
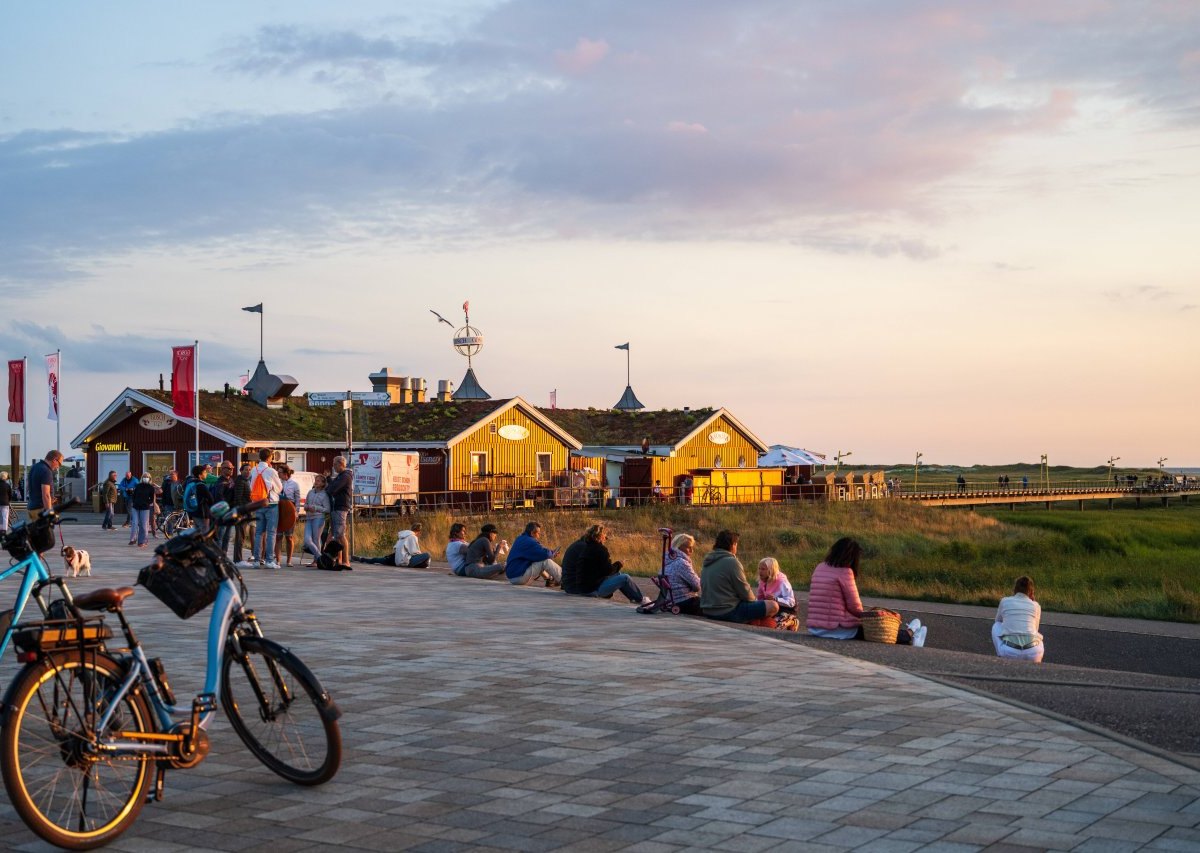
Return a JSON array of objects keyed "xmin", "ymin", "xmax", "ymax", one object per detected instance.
[
  {"xmin": 470, "ymin": 452, "xmax": 488, "ymax": 478},
  {"xmin": 536, "ymin": 453, "xmax": 552, "ymax": 483}
]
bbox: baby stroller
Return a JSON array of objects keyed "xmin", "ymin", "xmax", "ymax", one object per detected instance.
[{"xmin": 637, "ymin": 527, "xmax": 682, "ymax": 614}]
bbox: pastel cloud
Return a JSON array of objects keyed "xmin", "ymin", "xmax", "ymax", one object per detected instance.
[{"xmin": 554, "ymin": 37, "xmax": 610, "ymax": 75}]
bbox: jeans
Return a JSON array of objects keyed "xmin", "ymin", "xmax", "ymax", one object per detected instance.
[
  {"xmin": 460, "ymin": 562, "xmax": 505, "ymax": 579},
  {"xmin": 130, "ymin": 508, "xmax": 150, "ymax": 546},
  {"xmin": 252, "ymin": 504, "xmax": 279, "ymax": 562},
  {"xmin": 592, "ymin": 573, "xmax": 644, "ymax": 603},
  {"xmin": 303, "ymin": 515, "xmax": 326, "ymax": 557},
  {"xmin": 101, "ymin": 502, "xmax": 115, "ymax": 529},
  {"xmin": 406, "ymin": 551, "xmax": 431, "ymax": 568},
  {"xmin": 0, "ymin": 505, "xmax": 9, "ymax": 533},
  {"xmin": 704, "ymin": 600, "xmax": 769, "ymax": 623}
]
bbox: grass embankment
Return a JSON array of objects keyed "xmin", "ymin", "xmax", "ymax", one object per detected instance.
[{"xmin": 355, "ymin": 500, "xmax": 1200, "ymax": 623}]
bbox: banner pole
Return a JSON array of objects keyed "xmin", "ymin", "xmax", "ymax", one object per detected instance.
[
  {"xmin": 194, "ymin": 340, "xmax": 200, "ymax": 468},
  {"xmin": 55, "ymin": 348, "xmax": 61, "ymax": 453},
  {"xmin": 22, "ymin": 356, "xmax": 28, "ymax": 501}
]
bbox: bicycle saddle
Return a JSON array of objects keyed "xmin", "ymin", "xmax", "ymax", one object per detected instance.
[{"xmin": 73, "ymin": 587, "xmax": 136, "ymax": 612}]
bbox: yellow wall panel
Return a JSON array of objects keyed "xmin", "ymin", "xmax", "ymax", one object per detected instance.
[{"xmin": 449, "ymin": 407, "xmax": 572, "ymax": 492}]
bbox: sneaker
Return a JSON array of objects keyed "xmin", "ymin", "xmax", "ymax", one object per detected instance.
[
  {"xmin": 544, "ymin": 579, "xmax": 561, "ymax": 589},
  {"xmin": 913, "ymin": 626, "xmax": 928, "ymax": 648},
  {"xmin": 234, "ymin": 560, "xmax": 254, "ymax": 570},
  {"xmin": 264, "ymin": 561, "xmax": 281, "ymax": 570},
  {"xmin": 638, "ymin": 597, "xmax": 654, "ymax": 608}
]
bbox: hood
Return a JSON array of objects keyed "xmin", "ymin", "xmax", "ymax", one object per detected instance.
[
  {"xmin": 702, "ymin": 548, "xmax": 733, "ymax": 568},
  {"xmin": 395, "ymin": 530, "xmax": 419, "ymax": 544}
]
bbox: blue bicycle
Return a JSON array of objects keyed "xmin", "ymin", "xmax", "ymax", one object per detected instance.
[{"xmin": 0, "ymin": 500, "xmax": 342, "ymax": 850}]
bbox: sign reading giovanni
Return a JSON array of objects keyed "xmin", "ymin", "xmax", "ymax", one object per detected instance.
[{"xmin": 352, "ymin": 451, "xmax": 419, "ymax": 507}]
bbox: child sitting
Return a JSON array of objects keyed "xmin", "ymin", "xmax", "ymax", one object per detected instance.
[{"xmin": 752, "ymin": 557, "xmax": 800, "ymax": 631}]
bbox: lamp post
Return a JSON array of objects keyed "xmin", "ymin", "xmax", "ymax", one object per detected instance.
[
  {"xmin": 1158, "ymin": 457, "xmax": 1168, "ymax": 473},
  {"xmin": 834, "ymin": 450, "xmax": 852, "ymax": 473},
  {"xmin": 1040, "ymin": 454, "xmax": 1048, "ymax": 490},
  {"xmin": 913, "ymin": 452, "xmax": 922, "ymax": 491},
  {"xmin": 1106, "ymin": 455, "xmax": 1121, "ymax": 488}
]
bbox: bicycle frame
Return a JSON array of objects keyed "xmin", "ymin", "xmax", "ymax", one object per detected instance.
[
  {"xmin": 0, "ymin": 554, "xmax": 55, "ymax": 661},
  {"xmin": 92, "ymin": 576, "xmax": 251, "ymax": 753}
]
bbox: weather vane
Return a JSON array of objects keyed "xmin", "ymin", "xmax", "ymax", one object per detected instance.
[{"xmin": 430, "ymin": 300, "xmax": 489, "ymax": 400}]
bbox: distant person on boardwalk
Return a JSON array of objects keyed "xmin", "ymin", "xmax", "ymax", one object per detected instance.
[
  {"xmin": 275, "ymin": 466, "xmax": 301, "ymax": 567},
  {"xmin": 565, "ymin": 523, "xmax": 653, "ymax": 607},
  {"xmin": 700, "ymin": 530, "xmax": 779, "ymax": 624},
  {"xmin": 806, "ymin": 537, "xmax": 868, "ymax": 639},
  {"xmin": 26, "ymin": 450, "xmax": 63, "ymax": 520},
  {"xmin": 459, "ymin": 523, "xmax": 509, "ymax": 579},
  {"xmin": 118, "ymin": 470, "xmax": 137, "ymax": 527},
  {"xmin": 662, "ymin": 533, "xmax": 702, "ymax": 614},
  {"xmin": 248, "ymin": 449, "xmax": 284, "ymax": 569},
  {"xmin": 750, "ymin": 557, "xmax": 800, "ymax": 631},
  {"xmin": 128, "ymin": 474, "xmax": 157, "ymax": 548},
  {"xmin": 992, "ymin": 576, "xmax": 1044, "ymax": 662},
  {"xmin": 956, "ymin": 474, "xmax": 966, "ymax": 493},
  {"xmin": 99, "ymin": 470, "xmax": 119, "ymax": 531},
  {"xmin": 230, "ymin": 463, "xmax": 254, "ymax": 562},
  {"xmin": 505, "ymin": 521, "xmax": 563, "ymax": 587},
  {"xmin": 301, "ymin": 474, "xmax": 329, "ymax": 565},
  {"xmin": 0, "ymin": 471, "xmax": 12, "ymax": 534},
  {"xmin": 324, "ymin": 456, "xmax": 352, "ymax": 568},
  {"xmin": 1022, "ymin": 475, "xmax": 1029, "ymax": 490}
]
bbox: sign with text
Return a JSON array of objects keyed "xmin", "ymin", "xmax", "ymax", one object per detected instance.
[
  {"xmin": 351, "ymin": 451, "xmax": 419, "ymax": 506},
  {"xmin": 307, "ymin": 391, "xmax": 391, "ymax": 407}
]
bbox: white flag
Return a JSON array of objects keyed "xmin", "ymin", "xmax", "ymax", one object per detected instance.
[{"xmin": 45, "ymin": 352, "xmax": 59, "ymax": 422}]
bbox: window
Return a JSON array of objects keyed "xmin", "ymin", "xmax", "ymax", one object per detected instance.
[
  {"xmin": 470, "ymin": 452, "xmax": 488, "ymax": 478},
  {"xmin": 536, "ymin": 453, "xmax": 552, "ymax": 483}
]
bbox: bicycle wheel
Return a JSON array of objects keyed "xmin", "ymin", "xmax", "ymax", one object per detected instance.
[
  {"xmin": 0, "ymin": 651, "xmax": 154, "ymax": 850},
  {"xmin": 220, "ymin": 635, "xmax": 341, "ymax": 785}
]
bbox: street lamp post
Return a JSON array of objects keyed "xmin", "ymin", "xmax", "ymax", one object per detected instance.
[
  {"xmin": 1040, "ymin": 454, "xmax": 1048, "ymax": 490},
  {"xmin": 913, "ymin": 452, "xmax": 923, "ymax": 491},
  {"xmin": 1158, "ymin": 457, "xmax": 1168, "ymax": 473},
  {"xmin": 1106, "ymin": 455, "xmax": 1121, "ymax": 488},
  {"xmin": 835, "ymin": 450, "xmax": 852, "ymax": 473}
]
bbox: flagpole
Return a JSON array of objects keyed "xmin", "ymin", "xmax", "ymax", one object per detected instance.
[
  {"xmin": 55, "ymin": 348, "xmax": 61, "ymax": 453},
  {"xmin": 194, "ymin": 340, "xmax": 200, "ymax": 468},
  {"xmin": 260, "ymin": 309, "xmax": 264, "ymax": 362},
  {"xmin": 626, "ymin": 346, "xmax": 631, "ymax": 387},
  {"xmin": 22, "ymin": 356, "xmax": 28, "ymax": 501}
]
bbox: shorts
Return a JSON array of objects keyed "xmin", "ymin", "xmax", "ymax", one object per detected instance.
[{"xmin": 330, "ymin": 510, "xmax": 348, "ymax": 538}]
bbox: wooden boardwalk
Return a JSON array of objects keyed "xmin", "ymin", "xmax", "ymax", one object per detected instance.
[{"xmin": 901, "ymin": 484, "xmax": 1200, "ymax": 509}]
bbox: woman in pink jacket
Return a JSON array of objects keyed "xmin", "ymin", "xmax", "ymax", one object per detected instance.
[{"xmin": 806, "ymin": 537, "xmax": 868, "ymax": 639}]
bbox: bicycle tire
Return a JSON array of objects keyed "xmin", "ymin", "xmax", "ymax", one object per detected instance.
[
  {"xmin": 0, "ymin": 651, "xmax": 154, "ymax": 850},
  {"xmin": 220, "ymin": 635, "xmax": 341, "ymax": 785}
]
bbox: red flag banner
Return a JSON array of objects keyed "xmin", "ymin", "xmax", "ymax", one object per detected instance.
[
  {"xmin": 171, "ymin": 345, "xmax": 196, "ymax": 418},
  {"xmin": 45, "ymin": 352, "xmax": 59, "ymax": 422},
  {"xmin": 7, "ymin": 360, "xmax": 23, "ymax": 423}
]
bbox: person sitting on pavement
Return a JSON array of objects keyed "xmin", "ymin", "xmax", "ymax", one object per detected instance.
[
  {"xmin": 460, "ymin": 523, "xmax": 509, "ymax": 579},
  {"xmin": 355, "ymin": 521, "xmax": 431, "ymax": 567},
  {"xmin": 566, "ymin": 523, "xmax": 654, "ymax": 608},
  {"xmin": 750, "ymin": 557, "xmax": 800, "ymax": 631},
  {"xmin": 445, "ymin": 523, "xmax": 469, "ymax": 575},
  {"xmin": 992, "ymin": 575, "xmax": 1044, "ymax": 663},
  {"xmin": 662, "ymin": 533, "xmax": 702, "ymax": 615},
  {"xmin": 505, "ymin": 521, "xmax": 563, "ymax": 587},
  {"xmin": 806, "ymin": 537, "xmax": 868, "ymax": 639},
  {"xmin": 699, "ymin": 529, "xmax": 779, "ymax": 624},
  {"xmin": 559, "ymin": 530, "xmax": 588, "ymax": 592}
]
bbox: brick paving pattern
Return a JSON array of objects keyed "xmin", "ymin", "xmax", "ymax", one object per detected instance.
[{"xmin": 0, "ymin": 523, "xmax": 1197, "ymax": 851}]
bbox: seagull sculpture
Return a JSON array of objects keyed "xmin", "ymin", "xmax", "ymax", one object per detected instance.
[{"xmin": 429, "ymin": 309, "xmax": 454, "ymax": 327}]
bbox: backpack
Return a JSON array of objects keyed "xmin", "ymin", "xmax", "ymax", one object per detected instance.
[
  {"xmin": 249, "ymin": 469, "xmax": 269, "ymax": 502},
  {"xmin": 183, "ymin": 481, "xmax": 200, "ymax": 514}
]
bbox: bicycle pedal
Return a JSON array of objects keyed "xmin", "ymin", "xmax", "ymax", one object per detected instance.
[
  {"xmin": 193, "ymin": 693, "xmax": 217, "ymax": 713},
  {"xmin": 153, "ymin": 766, "xmax": 166, "ymax": 802}
]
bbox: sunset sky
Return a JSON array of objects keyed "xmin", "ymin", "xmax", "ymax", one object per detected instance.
[{"xmin": 3, "ymin": 1, "xmax": 1197, "ymax": 467}]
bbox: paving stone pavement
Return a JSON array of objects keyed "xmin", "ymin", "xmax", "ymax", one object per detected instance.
[{"xmin": 1, "ymin": 523, "xmax": 1198, "ymax": 851}]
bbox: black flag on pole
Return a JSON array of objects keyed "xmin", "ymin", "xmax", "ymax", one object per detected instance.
[{"xmin": 242, "ymin": 303, "xmax": 263, "ymax": 313}]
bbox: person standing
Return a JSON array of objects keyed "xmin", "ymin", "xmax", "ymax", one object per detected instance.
[
  {"xmin": 504, "ymin": 521, "xmax": 563, "ymax": 587},
  {"xmin": 275, "ymin": 466, "xmax": 300, "ymax": 567},
  {"xmin": 232, "ymin": 462, "xmax": 254, "ymax": 565},
  {"xmin": 324, "ymin": 456, "xmax": 352, "ymax": 567},
  {"xmin": 128, "ymin": 474, "xmax": 157, "ymax": 547},
  {"xmin": 118, "ymin": 470, "xmax": 137, "ymax": 527},
  {"xmin": 700, "ymin": 529, "xmax": 779, "ymax": 624},
  {"xmin": 160, "ymin": 470, "xmax": 178, "ymax": 516},
  {"xmin": 0, "ymin": 471, "xmax": 12, "ymax": 534},
  {"xmin": 99, "ymin": 470, "xmax": 119, "ymax": 530},
  {"xmin": 26, "ymin": 449, "xmax": 63, "ymax": 520},
  {"xmin": 182, "ymin": 464, "xmax": 214, "ymax": 534},
  {"xmin": 301, "ymin": 474, "xmax": 330, "ymax": 565},
  {"xmin": 249, "ymin": 449, "xmax": 283, "ymax": 569}
]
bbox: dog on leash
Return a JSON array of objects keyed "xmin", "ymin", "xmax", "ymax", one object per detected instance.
[{"xmin": 61, "ymin": 545, "xmax": 92, "ymax": 578}]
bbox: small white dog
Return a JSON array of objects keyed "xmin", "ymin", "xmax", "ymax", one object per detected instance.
[{"xmin": 62, "ymin": 545, "xmax": 92, "ymax": 578}]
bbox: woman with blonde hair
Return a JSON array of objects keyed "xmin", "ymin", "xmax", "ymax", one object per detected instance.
[
  {"xmin": 751, "ymin": 557, "xmax": 799, "ymax": 631},
  {"xmin": 661, "ymin": 533, "xmax": 702, "ymax": 614}
]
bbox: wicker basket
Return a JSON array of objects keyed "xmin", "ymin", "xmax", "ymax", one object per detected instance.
[
  {"xmin": 137, "ymin": 550, "xmax": 222, "ymax": 620},
  {"xmin": 861, "ymin": 609, "xmax": 901, "ymax": 644}
]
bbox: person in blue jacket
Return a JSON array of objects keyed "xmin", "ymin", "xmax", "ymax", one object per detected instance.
[{"xmin": 504, "ymin": 521, "xmax": 563, "ymax": 587}]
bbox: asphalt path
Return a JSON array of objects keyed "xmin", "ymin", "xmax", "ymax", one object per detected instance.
[{"xmin": 616, "ymin": 578, "xmax": 1200, "ymax": 761}]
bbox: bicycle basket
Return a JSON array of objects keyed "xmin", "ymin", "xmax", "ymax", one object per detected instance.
[
  {"xmin": 2, "ymin": 517, "xmax": 55, "ymax": 560},
  {"xmin": 137, "ymin": 548, "xmax": 223, "ymax": 620}
]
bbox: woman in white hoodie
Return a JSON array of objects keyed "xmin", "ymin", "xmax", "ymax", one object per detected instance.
[
  {"xmin": 992, "ymin": 576, "xmax": 1044, "ymax": 662},
  {"xmin": 355, "ymin": 521, "xmax": 431, "ymax": 567}
]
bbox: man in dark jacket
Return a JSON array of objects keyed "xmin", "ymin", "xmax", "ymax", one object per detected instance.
[
  {"xmin": 229, "ymin": 462, "xmax": 254, "ymax": 563},
  {"xmin": 700, "ymin": 529, "xmax": 778, "ymax": 624},
  {"xmin": 559, "ymin": 532, "xmax": 588, "ymax": 593},
  {"xmin": 182, "ymin": 465, "xmax": 214, "ymax": 533},
  {"xmin": 324, "ymin": 456, "xmax": 352, "ymax": 567},
  {"xmin": 460, "ymin": 523, "xmax": 508, "ymax": 579}
]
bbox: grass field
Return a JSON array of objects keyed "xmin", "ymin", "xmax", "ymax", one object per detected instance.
[{"xmin": 355, "ymin": 497, "xmax": 1200, "ymax": 623}]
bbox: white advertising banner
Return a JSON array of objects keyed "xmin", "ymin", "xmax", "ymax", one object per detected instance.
[{"xmin": 352, "ymin": 451, "xmax": 419, "ymax": 506}]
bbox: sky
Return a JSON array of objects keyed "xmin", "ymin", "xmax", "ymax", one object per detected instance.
[{"xmin": 2, "ymin": 1, "xmax": 1198, "ymax": 468}]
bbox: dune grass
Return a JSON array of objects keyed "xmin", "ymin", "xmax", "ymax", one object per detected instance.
[{"xmin": 354, "ymin": 499, "xmax": 1200, "ymax": 623}]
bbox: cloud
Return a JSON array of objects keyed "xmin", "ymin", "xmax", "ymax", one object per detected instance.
[
  {"xmin": 6, "ymin": 324, "xmax": 250, "ymax": 374},
  {"xmin": 3, "ymin": 1, "xmax": 1199, "ymax": 282}
]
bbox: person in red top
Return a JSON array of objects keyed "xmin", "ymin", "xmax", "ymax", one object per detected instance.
[{"xmin": 806, "ymin": 537, "xmax": 869, "ymax": 639}]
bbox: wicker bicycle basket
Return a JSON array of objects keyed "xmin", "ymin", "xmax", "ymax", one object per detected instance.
[
  {"xmin": 2, "ymin": 517, "xmax": 56, "ymax": 561},
  {"xmin": 861, "ymin": 609, "xmax": 901, "ymax": 644},
  {"xmin": 137, "ymin": 548, "xmax": 222, "ymax": 620}
]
